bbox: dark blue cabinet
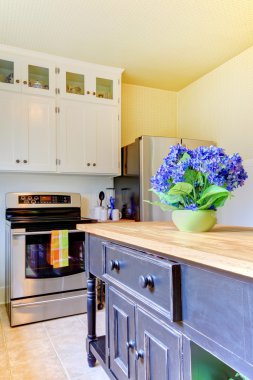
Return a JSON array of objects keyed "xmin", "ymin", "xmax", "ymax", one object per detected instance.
[
  {"xmin": 86, "ymin": 234, "xmax": 253, "ymax": 380},
  {"xmin": 108, "ymin": 286, "xmax": 182, "ymax": 380},
  {"xmin": 108, "ymin": 287, "xmax": 136, "ymax": 380},
  {"xmin": 136, "ymin": 307, "xmax": 181, "ymax": 380}
]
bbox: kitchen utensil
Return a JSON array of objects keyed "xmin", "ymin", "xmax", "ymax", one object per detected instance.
[{"xmin": 99, "ymin": 191, "xmax": 105, "ymax": 207}]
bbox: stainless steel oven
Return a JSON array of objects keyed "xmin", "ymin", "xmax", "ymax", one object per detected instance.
[{"xmin": 5, "ymin": 192, "xmax": 96, "ymax": 326}]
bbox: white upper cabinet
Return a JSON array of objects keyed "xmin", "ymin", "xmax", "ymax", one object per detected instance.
[
  {"xmin": 0, "ymin": 45, "xmax": 123, "ymax": 175},
  {"xmin": 57, "ymin": 64, "xmax": 119, "ymax": 105},
  {"xmin": 0, "ymin": 53, "xmax": 56, "ymax": 97}
]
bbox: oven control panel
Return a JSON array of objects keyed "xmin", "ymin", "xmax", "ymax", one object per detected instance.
[{"xmin": 18, "ymin": 194, "xmax": 71, "ymax": 205}]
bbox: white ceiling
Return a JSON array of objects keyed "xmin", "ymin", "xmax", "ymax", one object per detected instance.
[{"xmin": 1, "ymin": 0, "xmax": 253, "ymax": 91}]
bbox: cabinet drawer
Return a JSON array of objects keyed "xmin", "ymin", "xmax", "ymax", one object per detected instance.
[{"xmin": 103, "ymin": 242, "xmax": 181, "ymax": 322}]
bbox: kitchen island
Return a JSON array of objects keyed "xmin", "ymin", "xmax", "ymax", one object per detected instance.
[{"xmin": 78, "ymin": 221, "xmax": 253, "ymax": 380}]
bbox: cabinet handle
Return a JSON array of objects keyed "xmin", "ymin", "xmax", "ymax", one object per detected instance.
[
  {"xmin": 92, "ymin": 91, "xmax": 96, "ymax": 96},
  {"xmin": 16, "ymin": 79, "xmax": 20, "ymax": 83},
  {"xmin": 93, "ymin": 163, "xmax": 96, "ymax": 167},
  {"xmin": 23, "ymin": 160, "xmax": 28, "ymax": 164},
  {"xmin": 126, "ymin": 340, "xmax": 135, "ymax": 349},
  {"xmin": 135, "ymin": 349, "xmax": 144, "ymax": 360},
  {"xmin": 87, "ymin": 163, "xmax": 91, "ymax": 167},
  {"xmin": 16, "ymin": 159, "xmax": 20, "ymax": 163},
  {"xmin": 86, "ymin": 91, "xmax": 90, "ymax": 95},
  {"xmin": 23, "ymin": 80, "xmax": 27, "ymax": 85},
  {"xmin": 110, "ymin": 259, "xmax": 120, "ymax": 271},
  {"xmin": 139, "ymin": 274, "xmax": 154, "ymax": 289}
]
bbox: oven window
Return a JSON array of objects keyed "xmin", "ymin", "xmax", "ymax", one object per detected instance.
[{"xmin": 25, "ymin": 232, "xmax": 85, "ymax": 278}]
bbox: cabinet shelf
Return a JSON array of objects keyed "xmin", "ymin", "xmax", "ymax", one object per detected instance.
[{"xmin": 90, "ymin": 335, "xmax": 106, "ymax": 364}]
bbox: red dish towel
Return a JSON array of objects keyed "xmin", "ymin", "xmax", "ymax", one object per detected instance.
[{"xmin": 50, "ymin": 230, "xmax": 69, "ymax": 268}]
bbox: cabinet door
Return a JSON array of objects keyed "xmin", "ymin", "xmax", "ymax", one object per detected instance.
[
  {"xmin": 58, "ymin": 99, "xmax": 88, "ymax": 173},
  {"xmin": 89, "ymin": 71, "xmax": 119, "ymax": 106},
  {"xmin": 0, "ymin": 91, "xmax": 24, "ymax": 170},
  {"xmin": 58, "ymin": 64, "xmax": 88, "ymax": 101},
  {"xmin": 0, "ymin": 54, "xmax": 21, "ymax": 92},
  {"xmin": 23, "ymin": 95, "xmax": 56, "ymax": 171},
  {"xmin": 136, "ymin": 307, "xmax": 181, "ymax": 380},
  {"xmin": 0, "ymin": 92, "xmax": 56, "ymax": 172},
  {"xmin": 86, "ymin": 104, "xmax": 119, "ymax": 174},
  {"xmin": 108, "ymin": 287, "xmax": 136, "ymax": 380},
  {"xmin": 58, "ymin": 101, "xmax": 119, "ymax": 174},
  {"xmin": 21, "ymin": 58, "xmax": 56, "ymax": 97}
]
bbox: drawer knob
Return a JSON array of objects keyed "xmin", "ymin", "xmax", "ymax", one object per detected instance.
[
  {"xmin": 110, "ymin": 259, "xmax": 120, "ymax": 271},
  {"xmin": 126, "ymin": 340, "xmax": 135, "ymax": 349},
  {"xmin": 135, "ymin": 349, "xmax": 144, "ymax": 360},
  {"xmin": 139, "ymin": 274, "xmax": 154, "ymax": 289}
]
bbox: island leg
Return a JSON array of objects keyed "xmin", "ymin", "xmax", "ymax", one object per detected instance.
[{"xmin": 86, "ymin": 274, "xmax": 97, "ymax": 367}]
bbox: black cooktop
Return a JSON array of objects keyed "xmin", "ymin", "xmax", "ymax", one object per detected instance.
[
  {"xmin": 6, "ymin": 207, "xmax": 96, "ymax": 230},
  {"xmin": 6, "ymin": 217, "xmax": 96, "ymax": 231}
]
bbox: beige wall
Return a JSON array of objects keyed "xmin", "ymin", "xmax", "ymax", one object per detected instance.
[
  {"xmin": 121, "ymin": 83, "xmax": 178, "ymax": 146},
  {"xmin": 178, "ymin": 45, "xmax": 253, "ymax": 159}
]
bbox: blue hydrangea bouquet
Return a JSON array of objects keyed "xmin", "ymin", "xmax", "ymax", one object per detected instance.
[{"xmin": 147, "ymin": 144, "xmax": 247, "ymax": 232}]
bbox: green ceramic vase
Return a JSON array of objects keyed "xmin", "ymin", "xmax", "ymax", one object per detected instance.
[{"xmin": 172, "ymin": 210, "xmax": 217, "ymax": 232}]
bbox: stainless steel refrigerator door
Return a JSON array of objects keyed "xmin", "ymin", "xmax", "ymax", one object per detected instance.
[{"xmin": 140, "ymin": 136, "xmax": 181, "ymax": 221}]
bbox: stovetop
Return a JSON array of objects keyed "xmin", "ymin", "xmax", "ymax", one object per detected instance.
[
  {"xmin": 7, "ymin": 216, "xmax": 93, "ymax": 223},
  {"xmin": 6, "ymin": 215, "xmax": 97, "ymax": 230}
]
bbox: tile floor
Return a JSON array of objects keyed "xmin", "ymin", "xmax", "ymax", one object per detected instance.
[{"xmin": 0, "ymin": 305, "xmax": 110, "ymax": 380}]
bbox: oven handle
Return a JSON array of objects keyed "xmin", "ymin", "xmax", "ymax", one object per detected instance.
[
  {"xmin": 12, "ymin": 294, "xmax": 86, "ymax": 308},
  {"xmin": 12, "ymin": 229, "xmax": 83, "ymax": 236}
]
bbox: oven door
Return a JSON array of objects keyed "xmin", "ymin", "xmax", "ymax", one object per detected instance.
[{"xmin": 11, "ymin": 228, "xmax": 86, "ymax": 299}]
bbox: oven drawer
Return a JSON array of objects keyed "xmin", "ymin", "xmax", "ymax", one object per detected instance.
[
  {"xmin": 11, "ymin": 290, "xmax": 87, "ymax": 326},
  {"xmin": 103, "ymin": 242, "xmax": 182, "ymax": 322}
]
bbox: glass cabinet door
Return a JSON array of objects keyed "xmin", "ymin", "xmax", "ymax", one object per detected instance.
[
  {"xmin": 22, "ymin": 60, "xmax": 56, "ymax": 97},
  {"xmin": 59, "ymin": 65, "xmax": 87, "ymax": 99},
  {"xmin": 96, "ymin": 77, "xmax": 113, "ymax": 100},
  {"xmin": 94, "ymin": 73, "xmax": 119, "ymax": 105},
  {"xmin": 66, "ymin": 71, "xmax": 85, "ymax": 96},
  {"xmin": 28, "ymin": 64, "xmax": 49, "ymax": 90},
  {"xmin": 0, "ymin": 55, "xmax": 20, "ymax": 92}
]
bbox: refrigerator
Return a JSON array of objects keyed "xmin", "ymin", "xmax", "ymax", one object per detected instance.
[{"xmin": 114, "ymin": 136, "xmax": 215, "ymax": 221}]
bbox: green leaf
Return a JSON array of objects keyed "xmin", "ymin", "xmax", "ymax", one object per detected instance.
[
  {"xmin": 146, "ymin": 188, "xmax": 185, "ymax": 208},
  {"xmin": 197, "ymin": 172, "xmax": 205, "ymax": 187},
  {"xmin": 197, "ymin": 185, "xmax": 230, "ymax": 210},
  {"xmin": 144, "ymin": 200, "xmax": 179, "ymax": 211},
  {"xmin": 169, "ymin": 182, "xmax": 193, "ymax": 196},
  {"xmin": 197, "ymin": 193, "xmax": 229, "ymax": 210},
  {"xmin": 198, "ymin": 185, "xmax": 230, "ymax": 204},
  {"xmin": 180, "ymin": 152, "xmax": 191, "ymax": 162},
  {"xmin": 184, "ymin": 169, "xmax": 198, "ymax": 185},
  {"xmin": 158, "ymin": 192, "xmax": 183, "ymax": 204}
]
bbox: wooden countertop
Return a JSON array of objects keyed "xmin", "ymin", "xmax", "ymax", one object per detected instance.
[{"xmin": 77, "ymin": 221, "xmax": 253, "ymax": 279}]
